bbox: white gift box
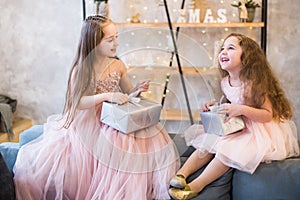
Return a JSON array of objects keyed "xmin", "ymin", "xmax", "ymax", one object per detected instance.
[
  {"xmin": 200, "ymin": 112, "xmax": 245, "ymax": 136},
  {"xmin": 100, "ymin": 98, "xmax": 162, "ymax": 134}
]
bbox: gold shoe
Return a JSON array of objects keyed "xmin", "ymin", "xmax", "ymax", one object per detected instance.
[
  {"xmin": 168, "ymin": 185, "xmax": 198, "ymax": 200},
  {"xmin": 170, "ymin": 174, "xmax": 186, "ymax": 189}
]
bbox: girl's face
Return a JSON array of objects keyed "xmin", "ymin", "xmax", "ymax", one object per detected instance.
[
  {"xmin": 97, "ymin": 23, "xmax": 119, "ymax": 57},
  {"xmin": 218, "ymin": 36, "xmax": 243, "ymax": 73}
]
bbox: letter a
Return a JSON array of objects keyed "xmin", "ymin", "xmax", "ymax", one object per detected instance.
[{"xmin": 203, "ymin": 9, "xmax": 214, "ymax": 23}]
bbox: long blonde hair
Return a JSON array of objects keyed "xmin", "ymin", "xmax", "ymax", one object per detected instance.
[
  {"xmin": 62, "ymin": 16, "xmax": 112, "ymax": 128},
  {"xmin": 218, "ymin": 33, "xmax": 292, "ymax": 122}
]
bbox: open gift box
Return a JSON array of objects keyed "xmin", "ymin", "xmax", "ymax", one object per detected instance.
[
  {"xmin": 200, "ymin": 110, "xmax": 245, "ymax": 136},
  {"xmin": 100, "ymin": 98, "xmax": 162, "ymax": 134}
]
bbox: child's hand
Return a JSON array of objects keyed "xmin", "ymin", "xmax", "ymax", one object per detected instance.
[
  {"xmin": 218, "ymin": 103, "xmax": 243, "ymax": 122},
  {"xmin": 108, "ymin": 92, "xmax": 128, "ymax": 105},
  {"xmin": 136, "ymin": 80, "xmax": 150, "ymax": 93},
  {"xmin": 201, "ymin": 101, "xmax": 218, "ymax": 112},
  {"xmin": 129, "ymin": 80, "xmax": 150, "ymax": 97}
]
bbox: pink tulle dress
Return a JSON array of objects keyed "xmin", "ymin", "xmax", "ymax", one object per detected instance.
[
  {"xmin": 13, "ymin": 71, "xmax": 180, "ymax": 200},
  {"xmin": 185, "ymin": 76, "xmax": 299, "ymax": 174}
]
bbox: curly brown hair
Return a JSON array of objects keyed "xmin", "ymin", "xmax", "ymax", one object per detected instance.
[{"xmin": 218, "ymin": 33, "xmax": 292, "ymax": 122}]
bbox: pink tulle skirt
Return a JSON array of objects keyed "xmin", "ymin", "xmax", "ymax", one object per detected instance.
[
  {"xmin": 184, "ymin": 118, "xmax": 299, "ymax": 174},
  {"xmin": 14, "ymin": 107, "xmax": 180, "ymax": 200}
]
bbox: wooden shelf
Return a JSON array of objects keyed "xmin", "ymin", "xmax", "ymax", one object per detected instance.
[
  {"xmin": 116, "ymin": 22, "xmax": 264, "ymax": 28},
  {"xmin": 0, "ymin": 117, "xmax": 32, "ymax": 143},
  {"xmin": 127, "ymin": 66, "xmax": 219, "ymax": 75},
  {"xmin": 160, "ymin": 109, "xmax": 201, "ymax": 121}
]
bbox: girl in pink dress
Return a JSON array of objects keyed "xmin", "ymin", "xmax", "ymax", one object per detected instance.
[
  {"xmin": 13, "ymin": 15, "xmax": 180, "ymax": 200},
  {"xmin": 168, "ymin": 33, "xmax": 300, "ymax": 200}
]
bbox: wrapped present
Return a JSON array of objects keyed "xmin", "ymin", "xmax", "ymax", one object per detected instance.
[
  {"xmin": 200, "ymin": 104, "xmax": 245, "ymax": 136},
  {"xmin": 100, "ymin": 98, "xmax": 162, "ymax": 134}
]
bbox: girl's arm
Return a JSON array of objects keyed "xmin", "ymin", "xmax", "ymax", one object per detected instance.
[
  {"xmin": 77, "ymin": 92, "xmax": 128, "ymax": 110},
  {"xmin": 120, "ymin": 75, "xmax": 150, "ymax": 96},
  {"xmin": 240, "ymin": 97, "xmax": 273, "ymax": 122},
  {"xmin": 119, "ymin": 73, "xmax": 134, "ymax": 94},
  {"xmin": 110, "ymin": 59, "xmax": 134, "ymax": 94},
  {"xmin": 221, "ymin": 97, "xmax": 273, "ymax": 123},
  {"xmin": 118, "ymin": 63, "xmax": 150, "ymax": 96}
]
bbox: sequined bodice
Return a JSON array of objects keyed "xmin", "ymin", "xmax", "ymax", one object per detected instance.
[{"xmin": 96, "ymin": 72, "xmax": 121, "ymax": 94}]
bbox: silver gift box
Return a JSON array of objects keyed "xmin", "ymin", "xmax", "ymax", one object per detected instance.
[
  {"xmin": 200, "ymin": 112, "xmax": 245, "ymax": 136},
  {"xmin": 100, "ymin": 98, "xmax": 162, "ymax": 134}
]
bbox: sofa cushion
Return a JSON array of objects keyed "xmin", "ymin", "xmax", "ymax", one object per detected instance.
[
  {"xmin": 19, "ymin": 125, "xmax": 44, "ymax": 147},
  {"xmin": 0, "ymin": 153, "xmax": 16, "ymax": 200},
  {"xmin": 0, "ymin": 142, "xmax": 19, "ymax": 174},
  {"xmin": 232, "ymin": 157, "xmax": 300, "ymax": 200}
]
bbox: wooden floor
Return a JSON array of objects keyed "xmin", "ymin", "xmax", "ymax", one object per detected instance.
[{"xmin": 0, "ymin": 117, "xmax": 32, "ymax": 143}]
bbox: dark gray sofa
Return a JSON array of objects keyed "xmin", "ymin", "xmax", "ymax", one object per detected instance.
[
  {"xmin": 1, "ymin": 125, "xmax": 300, "ymax": 200},
  {"xmin": 171, "ymin": 134, "xmax": 300, "ymax": 200}
]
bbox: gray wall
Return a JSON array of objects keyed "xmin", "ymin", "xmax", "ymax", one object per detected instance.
[{"xmin": 1, "ymin": 0, "xmax": 299, "ymax": 137}]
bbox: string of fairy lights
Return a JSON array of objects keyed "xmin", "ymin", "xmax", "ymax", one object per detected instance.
[
  {"xmin": 84, "ymin": 0, "xmax": 261, "ymax": 102},
  {"xmin": 123, "ymin": 0, "xmax": 257, "ymax": 41},
  {"xmin": 85, "ymin": 0, "xmax": 260, "ymax": 62}
]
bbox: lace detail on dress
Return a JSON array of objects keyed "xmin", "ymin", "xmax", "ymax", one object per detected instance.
[{"xmin": 96, "ymin": 72, "xmax": 121, "ymax": 94}]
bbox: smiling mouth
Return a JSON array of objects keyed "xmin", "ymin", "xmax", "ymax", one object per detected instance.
[{"xmin": 221, "ymin": 57, "xmax": 229, "ymax": 62}]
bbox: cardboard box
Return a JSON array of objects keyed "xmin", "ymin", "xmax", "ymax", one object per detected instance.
[
  {"xmin": 200, "ymin": 112, "xmax": 245, "ymax": 136},
  {"xmin": 100, "ymin": 98, "xmax": 162, "ymax": 134}
]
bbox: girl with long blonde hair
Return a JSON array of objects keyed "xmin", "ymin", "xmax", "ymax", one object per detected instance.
[{"xmin": 14, "ymin": 15, "xmax": 180, "ymax": 200}]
